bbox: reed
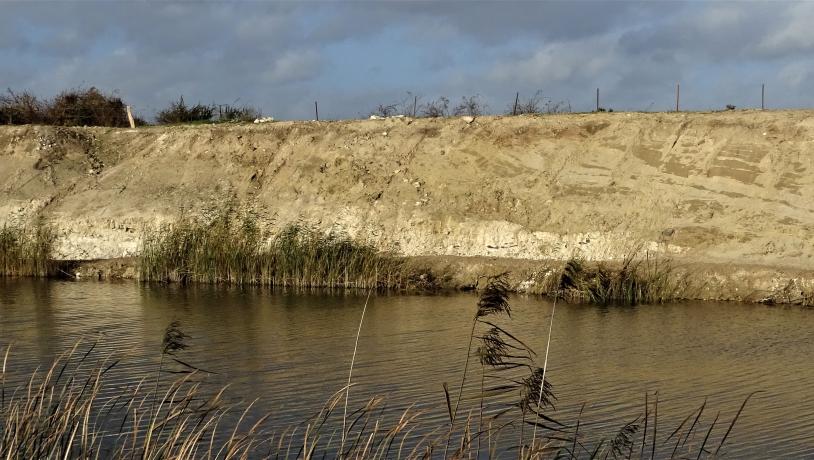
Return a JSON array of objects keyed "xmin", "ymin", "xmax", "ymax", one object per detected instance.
[
  {"xmin": 0, "ymin": 219, "xmax": 57, "ymax": 277},
  {"xmin": 555, "ymin": 253, "xmax": 684, "ymax": 306},
  {"xmin": 138, "ymin": 209, "xmax": 403, "ymax": 289},
  {"xmin": 0, "ymin": 286, "xmax": 756, "ymax": 459}
]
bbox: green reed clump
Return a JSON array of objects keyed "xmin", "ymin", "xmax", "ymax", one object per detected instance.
[
  {"xmin": 556, "ymin": 253, "xmax": 682, "ymax": 306},
  {"xmin": 139, "ymin": 211, "xmax": 403, "ymax": 289},
  {"xmin": 0, "ymin": 219, "xmax": 56, "ymax": 277}
]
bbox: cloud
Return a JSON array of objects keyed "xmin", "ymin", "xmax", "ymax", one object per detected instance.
[
  {"xmin": 264, "ymin": 49, "xmax": 324, "ymax": 84},
  {"xmin": 489, "ymin": 37, "xmax": 617, "ymax": 85},
  {"xmin": 757, "ymin": 3, "xmax": 814, "ymax": 56},
  {"xmin": 778, "ymin": 61, "xmax": 814, "ymax": 88},
  {"xmin": 2, "ymin": 1, "xmax": 814, "ymax": 119}
]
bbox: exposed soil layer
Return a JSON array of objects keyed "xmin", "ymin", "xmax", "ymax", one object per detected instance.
[{"xmin": 3, "ymin": 110, "xmax": 814, "ymax": 301}]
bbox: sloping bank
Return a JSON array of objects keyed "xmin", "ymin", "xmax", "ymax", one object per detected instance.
[{"xmin": 2, "ymin": 110, "xmax": 814, "ymax": 303}]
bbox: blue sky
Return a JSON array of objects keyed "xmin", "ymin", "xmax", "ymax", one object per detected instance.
[{"xmin": 3, "ymin": 1, "xmax": 814, "ymax": 120}]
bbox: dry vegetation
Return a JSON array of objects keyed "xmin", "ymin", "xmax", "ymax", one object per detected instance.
[
  {"xmin": 0, "ymin": 89, "xmax": 261, "ymax": 126},
  {"xmin": 0, "ymin": 276, "xmax": 755, "ymax": 459},
  {"xmin": 0, "ymin": 88, "xmax": 139, "ymax": 127},
  {"xmin": 553, "ymin": 254, "xmax": 686, "ymax": 306}
]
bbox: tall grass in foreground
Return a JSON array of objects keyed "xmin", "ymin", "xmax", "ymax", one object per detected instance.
[
  {"xmin": 138, "ymin": 211, "xmax": 403, "ymax": 289},
  {"xmin": 0, "ymin": 282, "xmax": 756, "ymax": 459},
  {"xmin": 0, "ymin": 219, "xmax": 56, "ymax": 277},
  {"xmin": 554, "ymin": 253, "xmax": 685, "ymax": 306}
]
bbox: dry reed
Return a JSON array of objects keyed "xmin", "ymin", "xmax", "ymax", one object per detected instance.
[{"xmin": 0, "ymin": 280, "xmax": 757, "ymax": 459}]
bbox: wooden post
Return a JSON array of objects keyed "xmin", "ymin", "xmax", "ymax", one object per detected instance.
[
  {"xmin": 761, "ymin": 84, "xmax": 765, "ymax": 110},
  {"xmin": 596, "ymin": 88, "xmax": 599, "ymax": 112},
  {"xmin": 126, "ymin": 105, "xmax": 135, "ymax": 128},
  {"xmin": 512, "ymin": 92, "xmax": 519, "ymax": 115},
  {"xmin": 675, "ymin": 83, "xmax": 680, "ymax": 112},
  {"xmin": 413, "ymin": 95, "xmax": 417, "ymax": 117},
  {"xmin": 315, "ymin": 101, "xmax": 319, "ymax": 121}
]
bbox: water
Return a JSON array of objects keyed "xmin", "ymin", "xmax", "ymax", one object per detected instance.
[{"xmin": 1, "ymin": 279, "xmax": 813, "ymax": 458}]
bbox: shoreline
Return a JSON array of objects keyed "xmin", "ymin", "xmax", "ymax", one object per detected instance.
[{"xmin": 52, "ymin": 254, "xmax": 814, "ymax": 305}]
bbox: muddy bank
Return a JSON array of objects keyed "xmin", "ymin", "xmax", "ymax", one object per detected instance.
[{"xmin": 3, "ymin": 110, "xmax": 814, "ymax": 301}]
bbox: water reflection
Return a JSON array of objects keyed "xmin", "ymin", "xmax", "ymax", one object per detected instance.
[{"xmin": 1, "ymin": 279, "xmax": 813, "ymax": 457}]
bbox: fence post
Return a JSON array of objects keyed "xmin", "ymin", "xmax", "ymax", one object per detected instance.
[
  {"xmin": 315, "ymin": 101, "xmax": 319, "ymax": 121},
  {"xmin": 126, "ymin": 106, "xmax": 136, "ymax": 128},
  {"xmin": 761, "ymin": 84, "xmax": 765, "ymax": 110},
  {"xmin": 512, "ymin": 92, "xmax": 519, "ymax": 115},
  {"xmin": 413, "ymin": 95, "xmax": 417, "ymax": 117},
  {"xmin": 596, "ymin": 88, "xmax": 599, "ymax": 112},
  {"xmin": 675, "ymin": 83, "xmax": 680, "ymax": 112}
]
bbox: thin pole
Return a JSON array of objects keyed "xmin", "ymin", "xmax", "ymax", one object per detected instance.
[
  {"xmin": 530, "ymin": 296, "xmax": 557, "ymax": 447},
  {"xmin": 340, "ymin": 291, "xmax": 372, "ymax": 454},
  {"xmin": 513, "ymin": 92, "xmax": 519, "ymax": 115},
  {"xmin": 314, "ymin": 101, "xmax": 319, "ymax": 121},
  {"xmin": 675, "ymin": 83, "xmax": 680, "ymax": 112},
  {"xmin": 125, "ymin": 106, "xmax": 135, "ymax": 128},
  {"xmin": 761, "ymin": 84, "xmax": 765, "ymax": 110},
  {"xmin": 413, "ymin": 95, "xmax": 417, "ymax": 117},
  {"xmin": 596, "ymin": 88, "xmax": 599, "ymax": 112}
]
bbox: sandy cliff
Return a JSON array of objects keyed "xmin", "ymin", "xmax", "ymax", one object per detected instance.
[{"xmin": 3, "ymin": 110, "xmax": 814, "ymax": 299}]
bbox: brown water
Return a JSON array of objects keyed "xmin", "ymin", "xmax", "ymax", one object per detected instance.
[{"xmin": 1, "ymin": 279, "xmax": 813, "ymax": 458}]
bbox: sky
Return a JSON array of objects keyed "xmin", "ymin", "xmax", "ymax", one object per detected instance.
[{"xmin": 3, "ymin": 0, "xmax": 814, "ymax": 121}]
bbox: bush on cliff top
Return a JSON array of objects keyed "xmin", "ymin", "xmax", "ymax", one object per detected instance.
[{"xmin": 0, "ymin": 87, "xmax": 136, "ymax": 127}]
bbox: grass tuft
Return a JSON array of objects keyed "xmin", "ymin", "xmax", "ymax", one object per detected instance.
[
  {"xmin": 0, "ymin": 219, "xmax": 57, "ymax": 277},
  {"xmin": 138, "ymin": 209, "xmax": 403, "ymax": 289},
  {"xmin": 555, "ymin": 253, "xmax": 683, "ymax": 306}
]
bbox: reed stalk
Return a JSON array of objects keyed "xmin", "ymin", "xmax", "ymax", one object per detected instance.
[
  {"xmin": 0, "ymin": 219, "xmax": 56, "ymax": 278},
  {"xmin": 138, "ymin": 210, "xmax": 403, "ymax": 289},
  {"xmin": 341, "ymin": 291, "xmax": 372, "ymax": 455},
  {"xmin": 0, "ymin": 278, "xmax": 758, "ymax": 459},
  {"xmin": 556, "ymin": 252, "xmax": 684, "ymax": 306}
]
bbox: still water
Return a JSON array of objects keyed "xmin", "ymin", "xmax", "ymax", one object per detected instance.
[{"xmin": 1, "ymin": 279, "xmax": 813, "ymax": 458}]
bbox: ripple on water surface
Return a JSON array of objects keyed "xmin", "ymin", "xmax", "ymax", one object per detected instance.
[{"xmin": 1, "ymin": 279, "xmax": 813, "ymax": 458}]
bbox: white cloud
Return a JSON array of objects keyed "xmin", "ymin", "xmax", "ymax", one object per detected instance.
[
  {"xmin": 488, "ymin": 37, "xmax": 616, "ymax": 84},
  {"xmin": 757, "ymin": 3, "xmax": 814, "ymax": 55},
  {"xmin": 264, "ymin": 49, "xmax": 323, "ymax": 84}
]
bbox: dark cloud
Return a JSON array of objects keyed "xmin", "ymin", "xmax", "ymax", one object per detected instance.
[{"xmin": 2, "ymin": 1, "xmax": 813, "ymax": 119}]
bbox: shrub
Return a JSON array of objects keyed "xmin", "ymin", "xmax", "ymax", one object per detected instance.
[
  {"xmin": 371, "ymin": 103, "xmax": 399, "ymax": 118},
  {"xmin": 420, "ymin": 96, "xmax": 450, "ymax": 118},
  {"xmin": 46, "ymin": 87, "xmax": 130, "ymax": 127},
  {"xmin": 214, "ymin": 104, "xmax": 261, "ymax": 123},
  {"xmin": 0, "ymin": 90, "xmax": 44, "ymax": 125},
  {"xmin": 371, "ymin": 92, "xmax": 424, "ymax": 118},
  {"xmin": 155, "ymin": 96, "xmax": 213, "ymax": 124},
  {"xmin": 509, "ymin": 90, "xmax": 570, "ymax": 115},
  {"xmin": 0, "ymin": 87, "xmax": 132, "ymax": 127},
  {"xmin": 453, "ymin": 95, "xmax": 487, "ymax": 117}
]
